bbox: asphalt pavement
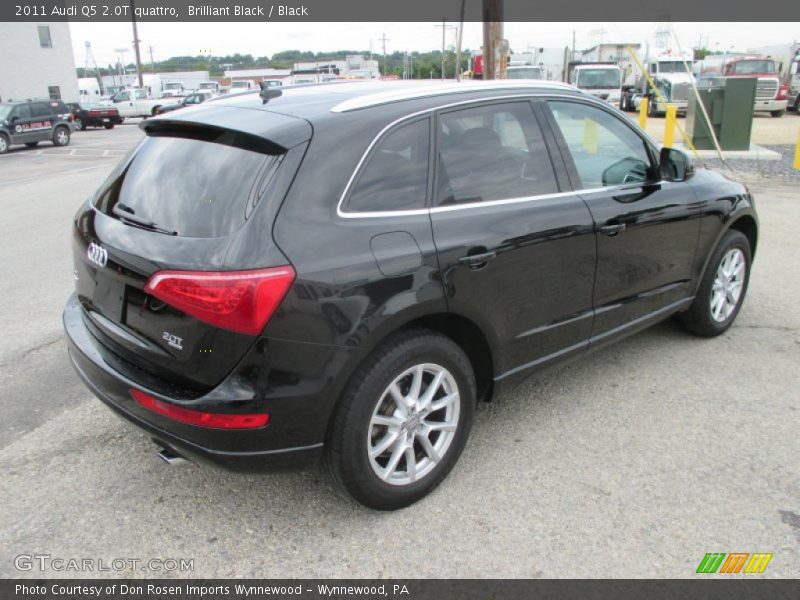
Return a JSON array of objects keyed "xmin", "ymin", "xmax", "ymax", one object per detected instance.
[{"xmin": 0, "ymin": 123, "xmax": 798, "ymax": 578}]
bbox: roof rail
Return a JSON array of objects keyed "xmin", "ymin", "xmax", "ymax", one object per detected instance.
[{"xmin": 331, "ymin": 80, "xmax": 579, "ymax": 113}]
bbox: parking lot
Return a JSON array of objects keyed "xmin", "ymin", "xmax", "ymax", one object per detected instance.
[{"xmin": 0, "ymin": 122, "xmax": 798, "ymax": 579}]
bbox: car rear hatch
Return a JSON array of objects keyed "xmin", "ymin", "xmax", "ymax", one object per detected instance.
[{"xmin": 71, "ymin": 106, "xmax": 311, "ymax": 395}]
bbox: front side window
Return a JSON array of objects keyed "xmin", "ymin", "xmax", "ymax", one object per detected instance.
[
  {"xmin": 346, "ymin": 118, "xmax": 430, "ymax": 212},
  {"xmin": 547, "ymin": 101, "xmax": 653, "ymax": 188},
  {"xmin": 11, "ymin": 104, "xmax": 32, "ymax": 120},
  {"xmin": 37, "ymin": 26, "xmax": 52, "ymax": 48},
  {"xmin": 114, "ymin": 92, "xmax": 130, "ymax": 102},
  {"xmin": 436, "ymin": 102, "xmax": 558, "ymax": 205}
]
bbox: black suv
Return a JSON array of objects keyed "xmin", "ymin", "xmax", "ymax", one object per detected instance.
[
  {"xmin": 0, "ymin": 98, "xmax": 74, "ymax": 153},
  {"xmin": 64, "ymin": 81, "xmax": 757, "ymax": 509}
]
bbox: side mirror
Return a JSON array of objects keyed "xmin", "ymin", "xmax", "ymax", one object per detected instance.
[{"xmin": 659, "ymin": 147, "xmax": 694, "ymax": 182}]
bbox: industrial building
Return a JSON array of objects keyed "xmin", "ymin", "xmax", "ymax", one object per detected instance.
[{"xmin": 0, "ymin": 23, "xmax": 80, "ymax": 103}]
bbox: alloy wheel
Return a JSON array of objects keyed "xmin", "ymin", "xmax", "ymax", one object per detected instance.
[
  {"xmin": 367, "ymin": 363, "xmax": 460, "ymax": 486},
  {"xmin": 710, "ymin": 248, "xmax": 745, "ymax": 322}
]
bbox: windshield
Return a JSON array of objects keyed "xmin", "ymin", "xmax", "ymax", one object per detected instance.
[
  {"xmin": 658, "ymin": 61, "xmax": 686, "ymax": 73},
  {"xmin": 576, "ymin": 68, "xmax": 620, "ymax": 89},
  {"xmin": 507, "ymin": 67, "xmax": 543, "ymax": 79},
  {"xmin": 731, "ymin": 60, "xmax": 776, "ymax": 74},
  {"xmin": 95, "ymin": 135, "xmax": 282, "ymax": 238}
]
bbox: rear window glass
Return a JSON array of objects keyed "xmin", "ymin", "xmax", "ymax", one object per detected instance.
[
  {"xmin": 98, "ymin": 136, "xmax": 277, "ymax": 238},
  {"xmin": 346, "ymin": 118, "xmax": 430, "ymax": 212}
]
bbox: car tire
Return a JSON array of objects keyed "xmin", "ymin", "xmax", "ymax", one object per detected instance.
[
  {"xmin": 104, "ymin": 123, "xmax": 114, "ymax": 129},
  {"xmin": 0, "ymin": 133, "xmax": 8, "ymax": 154},
  {"xmin": 25, "ymin": 142, "xmax": 39, "ymax": 147},
  {"xmin": 679, "ymin": 229, "xmax": 751, "ymax": 338},
  {"xmin": 75, "ymin": 119, "xmax": 86, "ymax": 131},
  {"xmin": 770, "ymin": 109, "xmax": 785, "ymax": 118},
  {"xmin": 324, "ymin": 328, "xmax": 476, "ymax": 510},
  {"xmin": 794, "ymin": 95, "xmax": 800, "ymax": 113},
  {"xmin": 52, "ymin": 126, "xmax": 70, "ymax": 147},
  {"xmin": 151, "ymin": 106, "xmax": 161, "ymax": 116},
  {"xmin": 647, "ymin": 97, "xmax": 657, "ymax": 117}
]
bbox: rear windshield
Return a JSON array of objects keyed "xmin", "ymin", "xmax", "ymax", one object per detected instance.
[{"xmin": 96, "ymin": 135, "xmax": 279, "ymax": 238}]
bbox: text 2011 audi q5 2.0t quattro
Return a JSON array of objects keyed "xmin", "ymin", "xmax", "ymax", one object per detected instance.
[{"xmin": 64, "ymin": 81, "xmax": 757, "ymax": 510}]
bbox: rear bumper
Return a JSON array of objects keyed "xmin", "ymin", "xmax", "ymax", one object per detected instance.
[
  {"xmin": 63, "ymin": 293, "xmax": 351, "ymax": 471},
  {"xmin": 753, "ymin": 99, "xmax": 787, "ymax": 112}
]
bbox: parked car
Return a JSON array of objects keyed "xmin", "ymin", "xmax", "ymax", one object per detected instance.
[
  {"xmin": 67, "ymin": 102, "xmax": 123, "ymax": 130},
  {"xmin": 103, "ymin": 88, "xmax": 175, "ymax": 118},
  {"xmin": 154, "ymin": 91, "xmax": 216, "ymax": 115},
  {"xmin": 0, "ymin": 98, "xmax": 74, "ymax": 154},
  {"xmin": 64, "ymin": 81, "xmax": 758, "ymax": 510}
]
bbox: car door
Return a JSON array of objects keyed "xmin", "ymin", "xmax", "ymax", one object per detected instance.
[
  {"xmin": 8, "ymin": 102, "xmax": 34, "ymax": 144},
  {"xmin": 429, "ymin": 99, "xmax": 597, "ymax": 381},
  {"xmin": 112, "ymin": 91, "xmax": 133, "ymax": 117},
  {"xmin": 28, "ymin": 101, "xmax": 55, "ymax": 142},
  {"xmin": 543, "ymin": 99, "xmax": 700, "ymax": 343}
]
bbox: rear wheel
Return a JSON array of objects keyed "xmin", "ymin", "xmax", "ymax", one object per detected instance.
[
  {"xmin": 679, "ymin": 230, "xmax": 751, "ymax": 337},
  {"xmin": 75, "ymin": 118, "xmax": 86, "ymax": 131},
  {"xmin": 52, "ymin": 126, "xmax": 70, "ymax": 147},
  {"xmin": 325, "ymin": 329, "xmax": 475, "ymax": 510},
  {"xmin": 0, "ymin": 133, "xmax": 8, "ymax": 154},
  {"xmin": 770, "ymin": 109, "xmax": 785, "ymax": 118},
  {"xmin": 104, "ymin": 123, "xmax": 114, "ymax": 129}
]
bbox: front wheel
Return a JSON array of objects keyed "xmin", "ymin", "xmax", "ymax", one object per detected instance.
[
  {"xmin": 679, "ymin": 230, "xmax": 751, "ymax": 337},
  {"xmin": 325, "ymin": 329, "xmax": 475, "ymax": 510},
  {"xmin": 104, "ymin": 123, "xmax": 114, "ymax": 129},
  {"xmin": 0, "ymin": 133, "xmax": 9, "ymax": 154},
  {"xmin": 770, "ymin": 109, "xmax": 785, "ymax": 118}
]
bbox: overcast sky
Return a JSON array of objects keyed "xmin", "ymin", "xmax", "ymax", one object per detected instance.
[{"xmin": 69, "ymin": 22, "xmax": 799, "ymax": 68}]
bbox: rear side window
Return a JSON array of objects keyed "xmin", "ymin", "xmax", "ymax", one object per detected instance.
[
  {"xmin": 97, "ymin": 136, "xmax": 279, "ymax": 238},
  {"xmin": 436, "ymin": 102, "xmax": 558, "ymax": 205},
  {"xmin": 30, "ymin": 102, "xmax": 51, "ymax": 117},
  {"xmin": 346, "ymin": 118, "xmax": 430, "ymax": 212}
]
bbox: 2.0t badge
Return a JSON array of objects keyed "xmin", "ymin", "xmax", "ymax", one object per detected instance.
[{"xmin": 87, "ymin": 242, "xmax": 108, "ymax": 268}]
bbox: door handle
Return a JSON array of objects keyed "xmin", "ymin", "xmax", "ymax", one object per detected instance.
[
  {"xmin": 599, "ymin": 223, "xmax": 626, "ymax": 236},
  {"xmin": 459, "ymin": 251, "xmax": 497, "ymax": 268}
]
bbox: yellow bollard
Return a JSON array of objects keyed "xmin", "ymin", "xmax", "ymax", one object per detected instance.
[
  {"xmin": 664, "ymin": 105, "xmax": 677, "ymax": 148},
  {"xmin": 794, "ymin": 130, "xmax": 800, "ymax": 171},
  {"xmin": 638, "ymin": 97, "xmax": 648, "ymax": 129},
  {"xmin": 583, "ymin": 118, "xmax": 598, "ymax": 154}
]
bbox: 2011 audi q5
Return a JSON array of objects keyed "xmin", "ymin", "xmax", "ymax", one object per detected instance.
[{"xmin": 64, "ymin": 81, "xmax": 758, "ymax": 510}]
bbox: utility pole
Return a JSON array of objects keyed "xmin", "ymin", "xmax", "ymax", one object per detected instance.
[
  {"xmin": 114, "ymin": 48, "xmax": 128, "ymax": 87},
  {"xmin": 130, "ymin": 0, "xmax": 144, "ymax": 88},
  {"xmin": 455, "ymin": 0, "xmax": 466, "ymax": 81},
  {"xmin": 378, "ymin": 32, "xmax": 389, "ymax": 76},
  {"xmin": 482, "ymin": 0, "xmax": 505, "ymax": 80},
  {"xmin": 148, "ymin": 45, "xmax": 156, "ymax": 74}
]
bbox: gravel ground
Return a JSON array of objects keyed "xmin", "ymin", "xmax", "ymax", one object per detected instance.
[{"xmin": 696, "ymin": 145, "xmax": 800, "ymax": 184}]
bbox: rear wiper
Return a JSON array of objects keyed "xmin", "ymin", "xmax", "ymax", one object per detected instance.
[{"xmin": 113, "ymin": 209, "xmax": 178, "ymax": 236}]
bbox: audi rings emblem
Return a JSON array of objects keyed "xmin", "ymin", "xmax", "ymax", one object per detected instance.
[{"xmin": 87, "ymin": 242, "xmax": 108, "ymax": 268}]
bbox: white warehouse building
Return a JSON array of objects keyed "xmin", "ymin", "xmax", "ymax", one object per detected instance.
[{"xmin": 0, "ymin": 23, "xmax": 79, "ymax": 103}]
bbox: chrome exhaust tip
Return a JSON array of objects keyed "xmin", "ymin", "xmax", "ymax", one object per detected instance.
[{"xmin": 156, "ymin": 446, "xmax": 187, "ymax": 466}]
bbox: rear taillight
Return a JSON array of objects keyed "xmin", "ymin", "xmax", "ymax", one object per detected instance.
[
  {"xmin": 144, "ymin": 266, "xmax": 295, "ymax": 335},
  {"xmin": 777, "ymin": 83, "xmax": 790, "ymax": 100},
  {"xmin": 131, "ymin": 388, "xmax": 269, "ymax": 429}
]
